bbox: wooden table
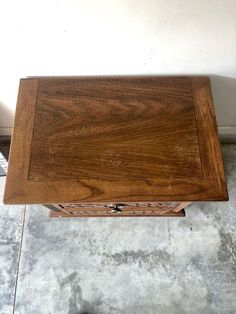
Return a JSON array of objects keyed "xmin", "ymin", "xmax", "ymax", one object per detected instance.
[{"xmin": 4, "ymin": 77, "xmax": 228, "ymax": 217}]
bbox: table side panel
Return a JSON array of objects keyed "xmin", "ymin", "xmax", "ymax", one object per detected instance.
[
  {"xmin": 3, "ymin": 79, "xmax": 39, "ymax": 203},
  {"xmin": 192, "ymin": 77, "xmax": 228, "ymax": 200}
]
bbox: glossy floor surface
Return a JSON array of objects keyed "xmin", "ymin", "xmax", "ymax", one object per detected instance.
[{"xmin": 0, "ymin": 144, "xmax": 236, "ymax": 314}]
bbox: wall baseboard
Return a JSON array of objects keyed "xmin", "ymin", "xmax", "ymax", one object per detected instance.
[
  {"xmin": 218, "ymin": 126, "xmax": 236, "ymax": 134},
  {"xmin": 218, "ymin": 126, "xmax": 236, "ymax": 143},
  {"xmin": 0, "ymin": 128, "xmax": 12, "ymax": 136},
  {"xmin": 1, "ymin": 126, "xmax": 236, "ymax": 142}
]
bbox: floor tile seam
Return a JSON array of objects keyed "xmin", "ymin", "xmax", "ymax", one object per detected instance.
[{"xmin": 12, "ymin": 205, "xmax": 26, "ymax": 314}]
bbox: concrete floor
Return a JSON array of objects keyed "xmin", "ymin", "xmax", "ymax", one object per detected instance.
[{"xmin": 0, "ymin": 144, "xmax": 236, "ymax": 314}]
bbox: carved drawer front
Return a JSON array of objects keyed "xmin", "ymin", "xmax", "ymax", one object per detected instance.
[{"xmin": 49, "ymin": 202, "xmax": 187, "ymax": 217}]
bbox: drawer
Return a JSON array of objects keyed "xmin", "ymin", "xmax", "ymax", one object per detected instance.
[{"xmin": 48, "ymin": 202, "xmax": 188, "ymax": 217}]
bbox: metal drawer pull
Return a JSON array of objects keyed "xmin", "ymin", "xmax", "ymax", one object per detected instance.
[
  {"xmin": 107, "ymin": 203, "xmax": 125, "ymax": 213},
  {"xmin": 109, "ymin": 208, "xmax": 122, "ymax": 214}
]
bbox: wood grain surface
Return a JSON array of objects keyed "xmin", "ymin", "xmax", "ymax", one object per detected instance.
[
  {"xmin": 4, "ymin": 76, "xmax": 228, "ymax": 204},
  {"xmin": 29, "ymin": 77, "xmax": 201, "ymax": 181}
]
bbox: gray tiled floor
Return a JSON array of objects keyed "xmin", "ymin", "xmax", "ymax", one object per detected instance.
[
  {"xmin": 0, "ymin": 178, "xmax": 25, "ymax": 314},
  {"xmin": 0, "ymin": 144, "xmax": 236, "ymax": 314}
]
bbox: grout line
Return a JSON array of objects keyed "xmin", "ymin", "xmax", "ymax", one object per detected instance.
[
  {"xmin": 167, "ymin": 217, "xmax": 171, "ymax": 242},
  {"xmin": 12, "ymin": 205, "xmax": 26, "ymax": 314}
]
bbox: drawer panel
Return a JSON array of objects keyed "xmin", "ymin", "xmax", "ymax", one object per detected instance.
[{"xmin": 49, "ymin": 202, "xmax": 188, "ymax": 217}]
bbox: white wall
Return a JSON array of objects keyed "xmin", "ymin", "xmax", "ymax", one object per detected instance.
[{"xmin": 1, "ymin": 0, "xmax": 236, "ymax": 135}]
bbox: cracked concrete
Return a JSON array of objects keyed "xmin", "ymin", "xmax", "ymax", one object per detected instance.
[{"xmin": 0, "ymin": 144, "xmax": 236, "ymax": 314}]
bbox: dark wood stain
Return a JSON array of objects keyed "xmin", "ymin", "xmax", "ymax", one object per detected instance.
[
  {"xmin": 29, "ymin": 77, "xmax": 201, "ymax": 181},
  {"xmin": 3, "ymin": 76, "xmax": 228, "ymax": 205}
]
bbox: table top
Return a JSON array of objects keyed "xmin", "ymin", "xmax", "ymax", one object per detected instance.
[{"xmin": 4, "ymin": 77, "xmax": 228, "ymax": 204}]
